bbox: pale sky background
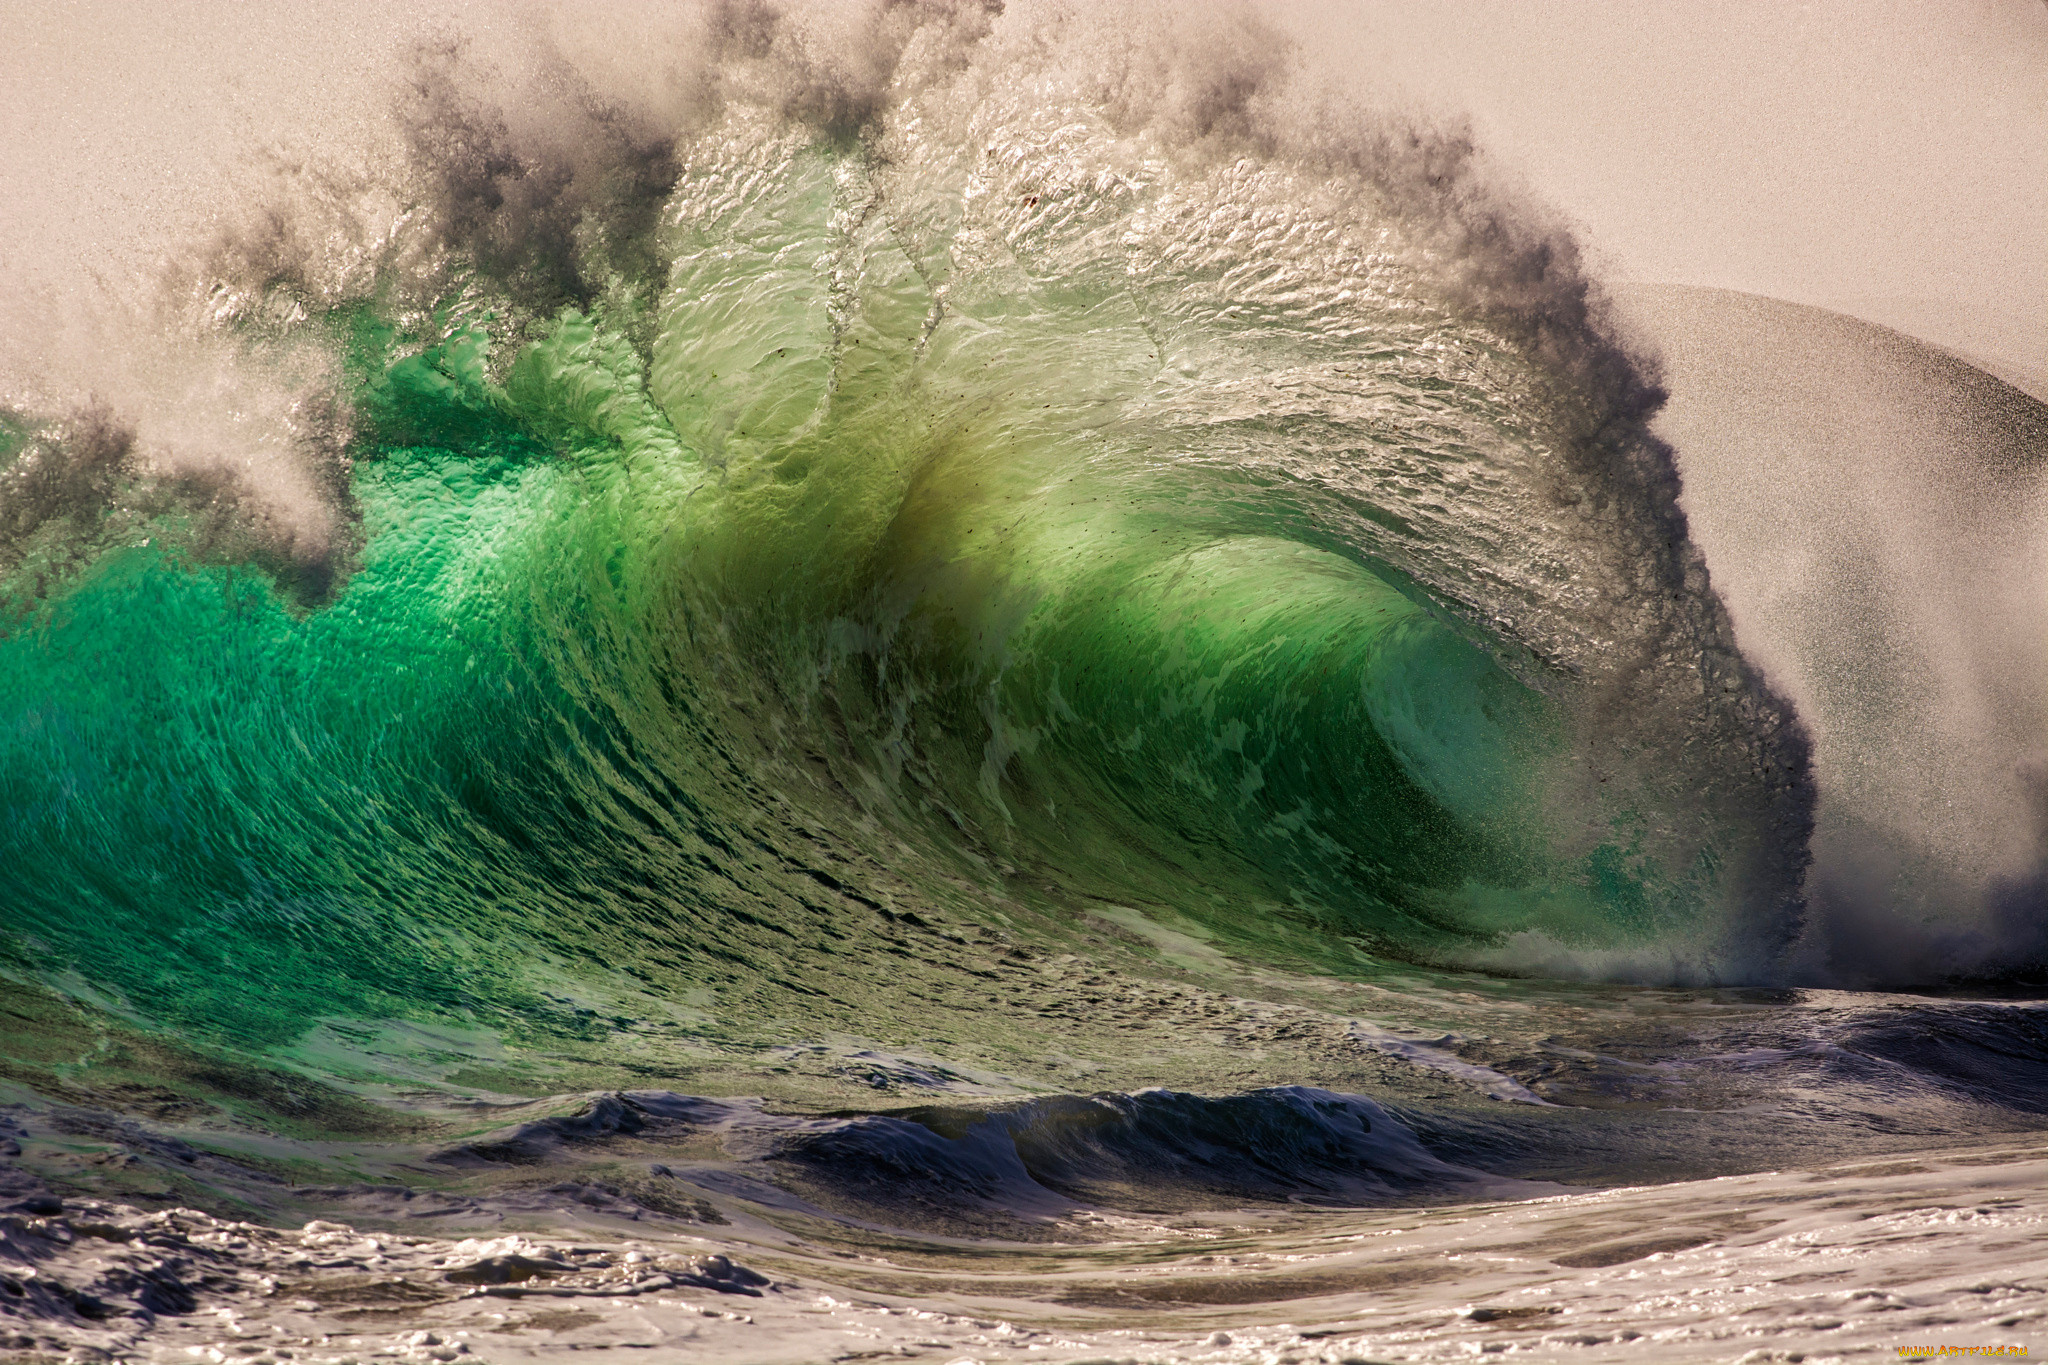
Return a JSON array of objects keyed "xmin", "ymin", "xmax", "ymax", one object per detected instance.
[
  {"xmin": 2, "ymin": 0, "xmax": 2043, "ymax": 377},
  {"xmin": 1272, "ymin": 0, "xmax": 2048, "ymax": 381}
]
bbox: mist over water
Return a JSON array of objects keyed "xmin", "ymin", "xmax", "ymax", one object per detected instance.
[{"xmin": 1622, "ymin": 285, "xmax": 2048, "ymax": 985}]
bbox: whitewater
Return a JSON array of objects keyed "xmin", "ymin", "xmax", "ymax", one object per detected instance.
[{"xmin": 0, "ymin": 2, "xmax": 2043, "ymax": 1361}]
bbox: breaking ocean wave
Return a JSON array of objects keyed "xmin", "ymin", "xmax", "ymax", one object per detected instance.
[{"xmin": 0, "ymin": 2, "xmax": 2044, "ymax": 1359}]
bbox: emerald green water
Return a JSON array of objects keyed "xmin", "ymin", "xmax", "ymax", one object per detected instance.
[{"xmin": 0, "ymin": 60, "xmax": 1808, "ymax": 1080}]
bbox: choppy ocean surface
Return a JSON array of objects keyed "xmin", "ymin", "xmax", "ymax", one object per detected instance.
[{"xmin": 0, "ymin": 3, "xmax": 2043, "ymax": 1360}]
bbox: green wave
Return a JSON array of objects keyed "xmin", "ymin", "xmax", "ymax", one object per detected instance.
[{"xmin": 0, "ymin": 84, "xmax": 1805, "ymax": 1066}]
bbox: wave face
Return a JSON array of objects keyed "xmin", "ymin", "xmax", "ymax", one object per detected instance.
[{"xmin": 0, "ymin": 2, "xmax": 1811, "ymax": 1061}]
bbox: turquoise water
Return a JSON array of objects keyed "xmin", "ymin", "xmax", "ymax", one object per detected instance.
[{"xmin": 0, "ymin": 10, "xmax": 1812, "ymax": 1099}]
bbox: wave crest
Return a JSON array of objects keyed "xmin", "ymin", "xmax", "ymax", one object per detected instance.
[{"xmin": 0, "ymin": 1, "xmax": 1813, "ymax": 1069}]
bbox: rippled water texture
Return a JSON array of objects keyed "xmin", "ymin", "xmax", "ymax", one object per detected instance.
[{"xmin": 0, "ymin": 3, "xmax": 1811, "ymax": 1054}]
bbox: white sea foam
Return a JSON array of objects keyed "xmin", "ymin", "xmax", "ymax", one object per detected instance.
[{"xmin": 4, "ymin": 1139, "xmax": 2042, "ymax": 1363}]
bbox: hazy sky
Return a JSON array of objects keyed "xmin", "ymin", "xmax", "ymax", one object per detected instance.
[
  {"xmin": 3, "ymin": 0, "xmax": 2043, "ymax": 372},
  {"xmin": 1274, "ymin": 0, "xmax": 2048, "ymax": 375}
]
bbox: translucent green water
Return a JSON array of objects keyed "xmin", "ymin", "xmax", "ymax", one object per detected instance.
[{"xmin": 0, "ymin": 42, "xmax": 1807, "ymax": 1081}]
